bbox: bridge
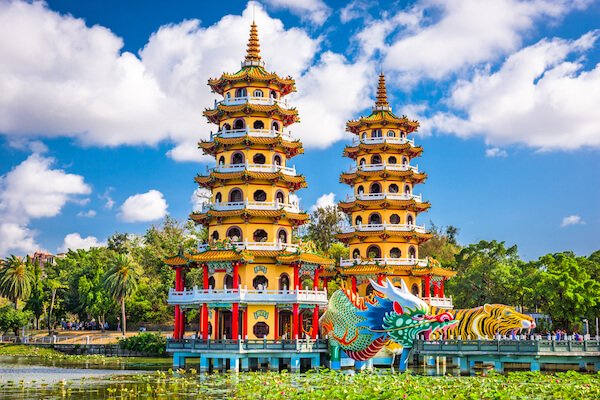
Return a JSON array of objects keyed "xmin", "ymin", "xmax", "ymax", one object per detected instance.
[{"xmin": 412, "ymin": 339, "xmax": 600, "ymax": 373}]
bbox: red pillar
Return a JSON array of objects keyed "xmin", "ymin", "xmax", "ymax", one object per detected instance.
[
  {"xmin": 180, "ymin": 310, "xmax": 186, "ymax": 338},
  {"xmin": 312, "ymin": 306, "xmax": 319, "ymax": 339},
  {"xmin": 293, "ymin": 262, "xmax": 300, "ymax": 291},
  {"xmin": 274, "ymin": 307, "xmax": 279, "ymax": 340},
  {"xmin": 424, "ymin": 275, "xmax": 431, "ymax": 298},
  {"xmin": 231, "ymin": 262, "xmax": 239, "ymax": 341},
  {"xmin": 174, "ymin": 305, "xmax": 180, "ymax": 339},
  {"xmin": 377, "ymin": 274, "xmax": 383, "ymax": 285},
  {"xmin": 292, "ymin": 304, "xmax": 299, "ymax": 339},
  {"xmin": 351, "ymin": 276, "xmax": 357, "ymax": 293},
  {"xmin": 214, "ymin": 310, "xmax": 219, "ymax": 340},
  {"xmin": 243, "ymin": 309, "xmax": 248, "ymax": 339},
  {"xmin": 440, "ymin": 278, "xmax": 445, "ymax": 298},
  {"xmin": 202, "ymin": 264, "xmax": 209, "ymax": 289},
  {"xmin": 433, "ymin": 281, "xmax": 439, "ymax": 297},
  {"xmin": 202, "ymin": 304, "xmax": 208, "ymax": 340},
  {"xmin": 313, "ymin": 268, "xmax": 320, "ymax": 289},
  {"xmin": 174, "ymin": 267, "xmax": 182, "ymax": 339}
]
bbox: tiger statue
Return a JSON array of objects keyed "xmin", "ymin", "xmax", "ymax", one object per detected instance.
[{"xmin": 428, "ymin": 304, "xmax": 535, "ymax": 340}]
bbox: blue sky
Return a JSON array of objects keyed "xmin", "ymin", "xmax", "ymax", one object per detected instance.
[{"xmin": 0, "ymin": 0, "xmax": 598, "ymax": 259}]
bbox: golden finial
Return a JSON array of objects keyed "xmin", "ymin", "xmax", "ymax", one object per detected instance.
[
  {"xmin": 245, "ymin": 22, "xmax": 261, "ymax": 63},
  {"xmin": 375, "ymin": 72, "xmax": 389, "ymax": 108}
]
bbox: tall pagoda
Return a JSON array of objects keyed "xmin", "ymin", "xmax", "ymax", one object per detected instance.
[
  {"xmin": 334, "ymin": 73, "xmax": 455, "ymax": 308},
  {"xmin": 165, "ymin": 23, "xmax": 333, "ymax": 355}
]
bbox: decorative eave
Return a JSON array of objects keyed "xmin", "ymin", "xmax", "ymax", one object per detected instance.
[
  {"xmin": 336, "ymin": 230, "xmax": 432, "ymax": 243},
  {"xmin": 343, "ymin": 143, "xmax": 423, "ymax": 159},
  {"xmin": 164, "ymin": 255, "xmax": 189, "ymax": 266},
  {"xmin": 346, "ymin": 111, "xmax": 419, "ymax": 134},
  {"xmin": 208, "ymin": 67, "xmax": 296, "ymax": 96},
  {"xmin": 337, "ymin": 199, "xmax": 431, "ymax": 213},
  {"xmin": 339, "ymin": 170, "xmax": 427, "ymax": 185},
  {"xmin": 203, "ymin": 104, "xmax": 299, "ymax": 126},
  {"xmin": 190, "ymin": 209, "xmax": 309, "ymax": 226},
  {"xmin": 194, "ymin": 171, "xmax": 307, "ymax": 191},
  {"xmin": 198, "ymin": 136, "xmax": 304, "ymax": 158},
  {"xmin": 276, "ymin": 253, "xmax": 334, "ymax": 267}
]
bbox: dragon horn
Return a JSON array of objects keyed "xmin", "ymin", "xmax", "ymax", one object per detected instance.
[{"xmin": 369, "ymin": 278, "xmax": 429, "ymax": 313}]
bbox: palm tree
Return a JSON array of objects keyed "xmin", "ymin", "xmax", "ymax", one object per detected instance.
[
  {"xmin": 0, "ymin": 255, "xmax": 34, "ymax": 309},
  {"xmin": 103, "ymin": 253, "xmax": 140, "ymax": 336}
]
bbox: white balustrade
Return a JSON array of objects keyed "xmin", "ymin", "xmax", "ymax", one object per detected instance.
[
  {"xmin": 211, "ymin": 128, "xmax": 293, "ymax": 140},
  {"xmin": 200, "ymin": 200, "xmax": 300, "ymax": 213},
  {"xmin": 168, "ymin": 287, "xmax": 328, "ymax": 305},
  {"xmin": 344, "ymin": 192, "xmax": 423, "ymax": 202},
  {"xmin": 217, "ymin": 96, "xmax": 292, "ymax": 109},
  {"xmin": 197, "ymin": 241, "xmax": 299, "ymax": 252},
  {"xmin": 352, "ymin": 136, "xmax": 415, "ymax": 146},
  {"xmin": 348, "ymin": 163, "xmax": 419, "ymax": 173},
  {"xmin": 339, "ymin": 257, "xmax": 429, "ymax": 267},
  {"xmin": 422, "ymin": 296, "xmax": 454, "ymax": 309},
  {"xmin": 211, "ymin": 163, "xmax": 297, "ymax": 175},
  {"xmin": 340, "ymin": 223, "xmax": 426, "ymax": 234}
]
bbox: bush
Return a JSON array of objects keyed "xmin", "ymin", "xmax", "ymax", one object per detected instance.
[
  {"xmin": 0, "ymin": 306, "xmax": 31, "ymax": 336},
  {"xmin": 118, "ymin": 332, "xmax": 166, "ymax": 355}
]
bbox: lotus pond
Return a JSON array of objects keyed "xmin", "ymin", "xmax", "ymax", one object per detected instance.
[{"xmin": 1, "ymin": 356, "xmax": 599, "ymax": 400}]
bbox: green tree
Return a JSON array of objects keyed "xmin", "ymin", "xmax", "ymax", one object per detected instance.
[
  {"xmin": 0, "ymin": 305, "xmax": 32, "ymax": 336},
  {"xmin": 305, "ymin": 206, "xmax": 347, "ymax": 252},
  {"xmin": 419, "ymin": 222, "xmax": 461, "ymax": 266},
  {"xmin": 25, "ymin": 262, "xmax": 44, "ymax": 329},
  {"xmin": 0, "ymin": 255, "xmax": 34, "ymax": 309},
  {"xmin": 326, "ymin": 242, "xmax": 349, "ymax": 267},
  {"xmin": 445, "ymin": 240, "xmax": 523, "ymax": 308},
  {"xmin": 103, "ymin": 253, "xmax": 140, "ymax": 335},
  {"xmin": 107, "ymin": 233, "xmax": 132, "ymax": 254}
]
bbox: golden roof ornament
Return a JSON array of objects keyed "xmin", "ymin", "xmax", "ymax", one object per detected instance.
[
  {"xmin": 243, "ymin": 22, "xmax": 265, "ymax": 67},
  {"xmin": 374, "ymin": 72, "xmax": 392, "ymax": 111}
]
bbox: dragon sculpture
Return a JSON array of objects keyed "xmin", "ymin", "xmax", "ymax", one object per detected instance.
[{"xmin": 321, "ymin": 278, "xmax": 458, "ymax": 371}]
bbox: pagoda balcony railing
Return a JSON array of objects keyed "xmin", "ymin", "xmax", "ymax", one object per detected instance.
[
  {"xmin": 344, "ymin": 192, "xmax": 423, "ymax": 202},
  {"xmin": 339, "ymin": 257, "xmax": 429, "ymax": 268},
  {"xmin": 352, "ymin": 136, "xmax": 415, "ymax": 146},
  {"xmin": 210, "ymin": 128, "xmax": 293, "ymax": 141},
  {"xmin": 200, "ymin": 200, "xmax": 300, "ymax": 213},
  {"xmin": 168, "ymin": 287, "xmax": 328, "ymax": 306},
  {"xmin": 348, "ymin": 163, "xmax": 419, "ymax": 173},
  {"xmin": 211, "ymin": 163, "xmax": 297, "ymax": 176},
  {"xmin": 197, "ymin": 241, "xmax": 299, "ymax": 252},
  {"xmin": 217, "ymin": 96, "xmax": 292, "ymax": 109},
  {"xmin": 422, "ymin": 296, "xmax": 454, "ymax": 309},
  {"xmin": 340, "ymin": 223, "xmax": 427, "ymax": 234}
]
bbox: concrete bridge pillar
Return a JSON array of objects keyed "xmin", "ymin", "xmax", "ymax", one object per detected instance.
[
  {"xmin": 311, "ymin": 354, "xmax": 320, "ymax": 370},
  {"xmin": 290, "ymin": 354, "xmax": 300, "ymax": 373},
  {"xmin": 241, "ymin": 357, "xmax": 249, "ymax": 372},
  {"xmin": 595, "ymin": 362, "xmax": 600, "ymax": 373},
  {"xmin": 530, "ymin": 360, "xmax": 541, "ymax": 372},
  {"xmin": 173, "ymin": 353, "xmax": 185, "ymax": 369},
  {"xmin": 494, "ymin": 361, "xmax": 504, "ymax": 373},
  {"xmin": 459, "ymin": 357, "xmax": 473, "ymax": 375},
  {"xmin": 230, "ymin": 357, "xmax": 240, "ymax": 372},
  {"xmin": 199, "ymin": 356, "xmax": 210, "ymax": 373},
  {"xmin": 269, "ymin": 357, "xmax": 280, "ymax": 372}
]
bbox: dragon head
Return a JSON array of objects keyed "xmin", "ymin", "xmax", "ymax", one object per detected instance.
[{"xmin": 357, "ymin": 278, "xmax": 458, "ymax": 348}]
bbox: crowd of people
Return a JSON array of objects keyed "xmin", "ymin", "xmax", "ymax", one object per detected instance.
[{"xmin": 59, "ymin": 320, "xmax": 109, "ymax": 331}]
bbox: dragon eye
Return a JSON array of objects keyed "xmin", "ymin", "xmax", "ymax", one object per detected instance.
[{"xmin": 412, "ymin": 314, "xmax": 424, "ymax": 321}]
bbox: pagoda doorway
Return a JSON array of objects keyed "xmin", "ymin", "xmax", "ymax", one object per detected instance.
[
  {"xmin": 278, "ymin": 310, "xmax": 292, "ymax": 339},
  {"xmin": 218, "ymin": 309, "xmax": 232, "ymax": 340}
]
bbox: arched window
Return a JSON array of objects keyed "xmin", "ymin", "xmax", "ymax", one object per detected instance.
[
  {"xmin": 218, "ymin": 156, "xmax": 225, "ymax": 165},
  {"xmin": 402, "ymin": 157, "xmax": 408, "ymax": 166},
  {"xmin": 404, "ymin": 185, "xmax": 411, "ymax": 194},
  {"xmin": 227, "ymin": 227, "xmax": 242, "ymax": 241},
  {"xmin": 357, "ymin": 185, "xmax": 364, "ymax": 195},
  {"xmin": 275, "ymin": 191, "xmax": 285, "ymax": 203},
  {"xmin": 390, "ymin": 247, "xmax": 401, "ymax": 258},
  {"xmin": 215, "ymin": 193, "xmax": 222, "ymax": 203},
  {"xmin": 389, "ymin": 184, "xmax": 399, "ymax": 193},
  {"xmin": 253, "ymin": 229, "xmax": 268, "ymax": 242},
  {"xmin": 224, "ymin": 274, "xmax": 233, "ymax": 289},
  {"xmin": 253, "ymin": 275, "xmax": 268, "ymax": 290},
  {"xmin": 253, "ymin": 89, "xmax": 263, "ymax": 97},
  {"xmin": 208, "ymin": 276, "xmax": 215, "ymax": 289},
  {"xmin": 270, "ymin": 90, "xmax": 277, "ymax": 99},
  {"xmin": 407, "ymin": 215, "xmax": 414, "ymax": 225},
  {"xmin": 388, "ymin": 156, "xmax": 397, "ymax": 164},
  {"xmin": 411, "ymin": 284, "xmax": 419, "ymax": 296},
  {"xmin": 390, "ymin": 214, "xmax": 400, "ymax": 224},
  {"xmin": 235, "ymin": 88, "xmax": 247, "ymax": 97},
  {"xmin": 234, "ymin": 119, "xmax": 245, "ymax": 130},
  {"xmin": 368, "ymin": 213, "xmax": 381, "ymax": 225},
  {"xmin": 408, "ymin": 246, "xmax": 417, "ymax": 259},
  {"xmin": 253, "ymin": 190, "xmax": 266, "ymax": 202},
  {"xmin": 222, "ymin": 123, "xmax": 231, "ymax": 131},
  {"xmin": 371, "ymin": 155, "xmax": 382, "ymax": 164},
  {"xmin": 355, "ymin": 216, "xmax": 363, "ymax": 225},
  {"xmin": 359, "ymin": 158, "xmax": 366, "ymax": 166},
  {"xmin": 352, "ymin": 249, "xmax": 360, "ymax": 258},
  {"xmin": 387, "ymin": 130, "xmax": 395, "ymax": 137},
  {"xmin": 225, "ymin": 92, "xmax": 231, "ymax": 99},
  {"xmin": 273, "ymin": 155, "xmax": 282, "ymax": 165},
  {"xmin": 361, "ymin": 132, "xmax": 367, "ymax": 140},
  {"xmin": 367, "ymin": 245, "xmax": 381, "ymax": 258},
  {"xmin": 272, "ymin": 121, "xmax": 280, "ymax": 131},
  {"xmin": 232, "ymin": 152, "xmax": 244, "ymax": 164},
  {"xmin": 277, "ymin": 229, "xmax": 288, "ymax": 243},
  {"xmin": 253, "ymin": 153, "xmax": 266, "ymax": 164},
  {"xmin": 253, "ymin": 120, "xmax": 265, "ymax": 129},
  {"xmin": 279, "ymin": 273, "xmax": 290, "ymax": 290},
  {"xmin": 370, "ymin": 182, "xmax": 382, "ymax": 194},
  {"xmin": 371, "ymin": 129, "xmax": 382, "ymax": 138},
  {"xmin": 229, "ymin": 188, "xmax": 243, "ymax": 202},
  {"xmin": 400, "ymin": 132, "xmax": 406, "ymax": 139},
  {"xmin": 211, "ymin": 231, "xmax": 219, "ymax": 241}
]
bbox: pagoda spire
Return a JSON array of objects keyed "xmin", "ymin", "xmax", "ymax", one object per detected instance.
[
  {"xmin": 245, "ymin": 22, "xmax": 262, "ymax": 64},
  {"xmin": 375, "ymin": 72, "xmax": 390, "ymax": 109}
]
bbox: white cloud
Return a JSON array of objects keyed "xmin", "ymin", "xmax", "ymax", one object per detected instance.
[
  {"xmin": 340, "ymin": 1, "xmax": 372, "ymax": 23},
  {"xmin": 355, "ymin": 0, "xmax": 589, "ymax": 83},
  {"xmin": 59, "ymin": 233, "xmax": 105, "ymax": 252},
  {"xmin": 190, "ymin": 188, "xmax": 211, "ymax": 212},
  {"xmin": 311, "ymin": 192, "xmax": 336, "ymax": 211},
  {"xmin": 77, "ymin": 210, "xmax": 97, "ymax": 218},
  {"xmin": 424, "ymin": 32, "xmax": 600, "ymax": 150},
  {"xmin": 485, "ymin": 147, "xmax": 508, "ymax": 158},
  {"xmin": 119, "ymin": 189, "xmax": 168, "ymax": 222},
  {"xmin": 0, "ymin": 153, "xmax": 91, "ymax": 256},
  {"xmin": 263, "ymin": 0, "xmax": 332, "ymax": 25},
  {"xmin": 100, "ymin": 187, "xmax": 115, "ymax": 210},
  {"xmin": 561, "ymin": 215, "xmax": 585, "ymax": 227}
]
